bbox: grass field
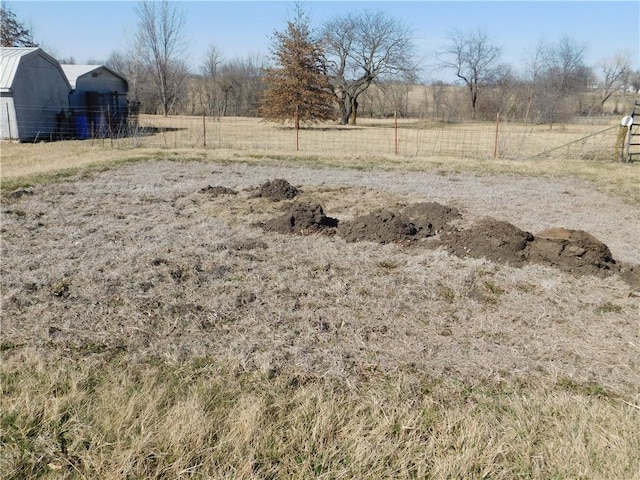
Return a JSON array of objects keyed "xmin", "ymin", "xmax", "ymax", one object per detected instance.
[
  {"xmin": 128, "ymin": 115, "xmax": 623, "ymax": 161},
  {"xmin": 1, "ymin": 131, "xmax": 639, "ymax": 478}
]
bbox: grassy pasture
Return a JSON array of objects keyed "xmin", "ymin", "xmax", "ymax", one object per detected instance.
[
  {"xmin": 129, "ymin": 114, "xmax": 621, "ymax": 160},
  {"xmin": 1, "ymin": 130, "xmax": 639, "ymax": 478}
]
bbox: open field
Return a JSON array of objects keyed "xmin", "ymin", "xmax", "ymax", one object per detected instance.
[
  {"xmin": 1, "ymin": 142, "xmax": 639, "ymax": 478},
  {"xmin": 129, "ymin": 115, "xmax": 624, "ymax": 161}
]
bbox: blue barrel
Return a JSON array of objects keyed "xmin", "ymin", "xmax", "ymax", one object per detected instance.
[{"xmin": 75, "ymin": 115, "xmax": 89, "ymax": 139}]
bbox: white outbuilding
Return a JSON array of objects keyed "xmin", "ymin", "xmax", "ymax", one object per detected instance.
[{"xmin": 0, "ymin": 47, "xmax": 72, "ymax": 141}]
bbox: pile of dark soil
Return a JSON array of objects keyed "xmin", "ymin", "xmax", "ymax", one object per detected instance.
[
  {"xmin": 338, "ymin": 209, "xmax": 417, "ymax": 244},
  {"xmin": 402, "ymin": 202, "xmax": 461, "ymax": 237},
  {"xmin": 262, "ymin": 203, "xmax": 338, "ymax": 235},
  {"xmin": 332, "ymin": 202, "xmax": 461, "ymax": 244},
  {"xmin": 526, "ymin": 227, "xmax": 617, "ymax": 276},
  {"xmin": 251, "ymin": 179, "xmax": 300, "ymax": 201},
  {"xmin": 439, "ymin": 220, "xmax": 635, "ymax": 284},
  {"xmin": 253, "ymin": 180, "xmax": 637, "ymax": 286},
  {"xmin": 200, "ymin": 185, "xmax": 238, "ymax": 197},
  {"xmin": 440, "ymin": 218, "xmax": 534, "ymax": 265}
]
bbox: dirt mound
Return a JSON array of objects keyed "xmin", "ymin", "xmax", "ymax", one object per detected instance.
[
  {"xmin": 200, "ymin": 185, "xmax": 238, "ymax": 196},
  {"xmin": 402, "ymin": 202, "xmax": 461, "ymax": 237},
  {"xmin": 526, "ymin": 227, "xmax": 617, "ymax": 276},
  {"xmin": 262, "ymin": 203, "xmax": 338, "ymax": 235},
  {"xmin": 251, "ymin": 179, "xmax": 300, "ymax": 201},
  {"xmin": 338, "ymin": 209, "xmax": 417, "ymax": 244},
  {"xmin": 440, "ymin": 217, "xmax": 534, "ymax": 265},
  {"xmin": 441, "ymin": 221, "xmax": 627, "ymax": 280}
]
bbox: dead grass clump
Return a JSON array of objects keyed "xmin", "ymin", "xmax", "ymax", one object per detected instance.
[{"xmin": 199, "ymin": 185, "xmax": 238, "ymax": 197}]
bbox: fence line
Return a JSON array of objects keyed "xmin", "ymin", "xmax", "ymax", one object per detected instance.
[{"xmin": 1, "ymin": 105, "xmax": 625, "ymax": 161}]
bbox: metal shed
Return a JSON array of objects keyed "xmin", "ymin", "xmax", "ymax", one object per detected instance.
[
  {"xmin": 0, "ymin": 47, "xmax": 72, "ymax": 141},
  {"xmin": 61, "ymin": 64, "xmax": 129, "ymax": 137}
]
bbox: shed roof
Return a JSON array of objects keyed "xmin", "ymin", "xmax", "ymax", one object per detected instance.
[
  {"xmin": 60, "ymin": 64, "xmax": 128, "ymax": 90},
  {"xmin": 0, "ymin": 47, "xmax": 70, "ymax": 92}
]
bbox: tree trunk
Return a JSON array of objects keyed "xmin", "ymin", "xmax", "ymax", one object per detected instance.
[
  {"xmin": 469, "ymin": 84, "xmax": 477, "ymax": 120},
  {"xmin": 339, "ymin": 94, "xmax": 351, "ymax": 125},
  {"xmin": 350, "ymin": 99, "xmax": 359, "ymax": 125}
]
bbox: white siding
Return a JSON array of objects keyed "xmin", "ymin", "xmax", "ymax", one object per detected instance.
[{"xmin": 1, "ymin": 95, "xmax": 18, "ymax": 140}]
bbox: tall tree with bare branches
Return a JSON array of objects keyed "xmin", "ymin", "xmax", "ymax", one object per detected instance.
[
  {"xmin": 321, "ymin": 10, "xmax": 416, "ymax": 125},
  {"xmin": 598, "ymin": 53, "xmax": 631, "ymax": 109},
  {"xmin": 437, "ymin": 28, "xmax": 504, "ymax": 120},
  {"xmin": 134, "ymin": 0, "xmax": 188, "ymax": 116},
  {"xmin": 1, "ymin": 2, "xmax": 36, "ymax": 47},
  {"xmin": 260, "ymin": 6, "xmax": 335, "ymax": 127}
]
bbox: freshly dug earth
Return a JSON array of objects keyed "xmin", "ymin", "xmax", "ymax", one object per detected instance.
[
  {"xmin": 526, "ymin": 227, "xmax": 616, "ymax": 276},
  {"xmin": 438, "ymin": 220, "xmax": 636, "ymax": 285},
  {"xmin": 263, "ymin": 199, "xmax": 634, "ymax": 286},
  {"xmin": 250, "ymin": 178, "xmax": 299, "ymax": 201},
  {"xmin": 332, "ymin": 202, "xmax": 460, "ymax": 243},
  {"xmin": 402, "ymin": 202, "xmax": 461, "ymax": 236},
  {"xmin": 337, "ymin": 209, "xmax": 417, "ymax": 243},
  {"xmin": 440, "ymin": 217, "xmax": 533, "ymax": 266},
  {"xmin": 1, "ymin": 160, "xmax": 639, "ymax": 395},
  {"xmin": 262, "ymin": 202, "xmax": 338, "ymax": 234}
]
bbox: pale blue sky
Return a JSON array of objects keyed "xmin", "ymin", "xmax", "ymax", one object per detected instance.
[{"xmin": 8, "ymin": 1, "xmax": 640, "ymax": 82}]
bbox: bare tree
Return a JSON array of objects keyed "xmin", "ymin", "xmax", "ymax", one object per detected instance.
[
  {"xmin": 199, "ymin": 44, "xmax": 223, "ymax": 115},
  {"xmin": 599, "ymin": 52, "xmax": 631, "ymax": 110},
  {"xmin": 1, "ymin": 2, "xmax": 36, "ymax": 47},
  {"xmin": 134, "ymin": 0, "xmax": 188, "ymax": 116},
  {"xmin": 437, "ymin": 28, "xmax": 504, "ymax": 120},
  {"xmin": 217, "ymin": 54, "xmax": 266, "ymax": 117},
  {"xmin": 523, "ymin": 36, "xmax": 592, "ymax": 123},
  {"xmin": 521, "ymin": 41, "xmax": 547, "ymax": 122},
  {"xmin": 543, "ymin": 35, "xmax": 591, "ymax": 96},
  {"xmin": 57, "ymin": 56, "xmax": 76, "ymax": 65},
  {"xmin": 107, "ymin": 49, "xmax": 148, "ymax": 108},
  {"xmin": 321, "ymin": 10, "xmax": 416, "ymax": 125},
  {"xmin": 629, "ymin": 69, "xmax": 640, "ymax": 95}
]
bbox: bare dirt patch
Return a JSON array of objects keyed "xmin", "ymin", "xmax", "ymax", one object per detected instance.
[
  {"xmin": 262, "ymin": 202, "xmax": 338, "ymax": 235},
  {"xmin": 335, "ymin": 202, "xmax": 461, "ymax": 243},
  {"xmin": 250, "ymin": 178, "xmax": 300, "ymax": 201},
  {"xmin": 526, "ymin": 227, "xmax": 617, "ymax": 276},
  {"xmin": 337, "ymin": 209, "xmax": 417, "ymax": 243},
  {"xmin": 440, "ymin": 217, "xmax": 533, "ymax": 266},
  {"xmin": 402, "ymin": 201, "xmax": 461, "ymax": 235}
]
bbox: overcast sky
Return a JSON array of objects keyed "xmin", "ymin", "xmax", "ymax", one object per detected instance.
[{"xmin": 9, "ymin": 0, "xmax": 640, "ymax": 83}]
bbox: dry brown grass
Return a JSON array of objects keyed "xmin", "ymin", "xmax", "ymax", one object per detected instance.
[
  {"xmin": 3, "ymin": 351, "xmax": 638, "ymax": 479},
  {"xmin": 1, "ymin": 143, "xmax": 639, "ymax": 478}
]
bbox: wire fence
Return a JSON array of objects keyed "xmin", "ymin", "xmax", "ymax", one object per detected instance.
[
  {"xmin": 1, "ymin": 105, "xmax": 628, "ymax": 161},
  {"xmin": 125, "ymin": 114, "xmax": 627, "ymax": 161}
]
